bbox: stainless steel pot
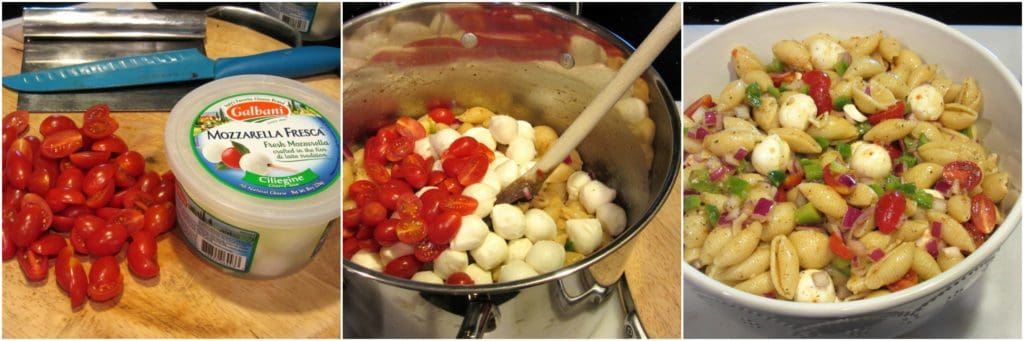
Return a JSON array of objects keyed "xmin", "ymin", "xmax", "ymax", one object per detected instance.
[{"xmin": 343, "ymin": 3, "xmax": 680, "ymax": 337}]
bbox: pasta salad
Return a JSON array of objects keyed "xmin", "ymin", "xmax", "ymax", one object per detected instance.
[
  {"xmin": 683, "ymin": 31, "xmax": 1011, "ymax": 302},
  {"xmin": 343, "ymin": 105, "xmax": 627, "ymax": 285}
]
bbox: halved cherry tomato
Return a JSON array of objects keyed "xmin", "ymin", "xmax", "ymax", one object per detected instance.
[
  {"xmin": 385, "ymin": 136, "xmax": 414, "ymax": 162},
  {"xmin": 942, "ymin": 161, "xmax": 983, "ymax": 192},
  {"xmin": 414, "ymin": 239, "xmax": 444, "ymax": 262},
  {"xmin": 121, "ymin": 189, "xmax": 155, "ymax": 211},
  {"xmin": 441, "ymin": 195, "xmax": 478, "ymax": 216},
  {"xmin": 8, "ymin": 137, "xmax": 34, "ymax": 160},
  {"xmin": 11, "ymin": 206, "xmax": 45, "ymax": 247},
  {"xmin": 373, "ymin": 219, "xmax": 400, "ymax": 246},
  {"xmin": 438, "ymin": 178, "xmax": 464, "ymax": 195},
  {"xmin": 81, "ymin": 117, "xmax": 119, "ymax": 140},
  {"xmin": 55, "ymin": 246, "xmax": 88, "ymax": 308},
  {"xmin": 30, "ymin": 233, "xmax": 68, "ymax": 256},
  {"xmin": 47, "ymin": 187, "xmax": 87, "ymax": 206},
  {"xmin": 769, "ymin": 71, "xmax": 796, "ymax": 88},
  {"xmin": 377, "ymin": 180, "xmax": 412, "ymax": 210},
  {"xmin": 132, "ymin": 171, "xmax": 161, "ymax": 193},
  {"xmin": 384, "ymin": 255, "xmax": 421, "ymax": 279},
  {"xmin": 26, "ymin": 168, "xmax": 53, "ymax": 196},
  {"xmin": 395, "ymin": 217, "xmax": 427, "ymax": 244},
  {"xmin": 55, "ymin": 167, "xmax": 84, "ymax": 190},
  {"xmin": 363, "ymin": 136, "xmax": 387, "ymax": 165},
  {"xmin": 360, "ymin": 201, "xmax": 387, "ymax": 227},
  {"xmin": 428, "ymin": 107, "xmax": 456, "ymax": 124},
  {"xmin": 394, "ymin": 193, "xmax": 423, "ymax": 219},
  {"xmin": 52, "ymin": 215, "xmax": 75, "ymax": 233},
  {"xmin": 82, "ymin": 104, "xmax": 110, "ymax": 122},
  {"xmin": 802, "ymin": 70, "xmax": 832, "ymax": 115},
  {"xmin": 446, "ymin": 272, "xmax": 475, "ymax": 285},
  {"xmin": 427, "ymin": 211, "xmax": 462, "ymax": 245},
  {"xmin": 456, "ymin": 155, "xmax": 488, "ymax": 186},
  {"xmin": 781, "ymin": 172, "xmax": 804, "ymax": 190},
  {"xmin": 443, "ymin": 137, "xmax": 479, "ymax": 160},
  {"xmin": 40, "ymin": 115, "xmax": 78, "ymax": 137},
  {"xmin": 17, "ymin": 249, "xmax": 48, "ymax": 281},
  {"xmin": 5, "ymin": 154, "xmax": 32, "ymax": 189},
  {"xmin": 83, "ymin": 163, "xmax": 117, "ymax": 195},
  {"xmin": 419, "ymin": 188, "xmax": 449, "ymax": 217},
  {"xmin": 142, "ymin": 203, "xmax": 176, "ymax": 236},
  {"xmin": 343, "ymin": 208, "xmax": 361, "ymax": 228},
  {"xmin": 875, "ymin": 191, "xmax": 906, "ymax": 234},
  {"xmin": 115, "ymin": 151, "xmax": 145, "ymax": 177},
  {"xmin": 343, "ymin": 238, "xmax": 359, "ymax": 259},
  {"xmin": 126, "ymin": 231, "xmax": 159, "ymax": 279},
  {"xmin": 85, "ymin": 182, "xmax": 115, "ymax": 209},
  {"xmin": 823, "ymin": 163, "xmax": 854, "ymax": 195},
  {"xmin": 87, "ymin": 256, "xmax": 123, "ymax": 302},
  {"xmin": 427, "ymin": 170, "xmax": 446, "ymax": 186},
  {"xmin": 365, "ymin": 162, "xmax": 392, "ymax": 184},
  {"xmin": 2, "ymin": 229, "xmax": 16, "ymax": 261},
  {"xmin": 970, "ymin": 194, "xmax": 997, "ymax": 234},
  {"xmin": 886, "ymin": 270, "xmax": 918, "ymax": 292},
  {"xmin": 829, "ymin": 233, "xmax": 854, "ymax": 260},
  {"xmin": 357, "ymin": 238, "xmax": 380, "ymax": 252},
  {"xmin": 86, "ymin": 223, "xmax": 128, "ymax": 257},
  {"xmin": 867, "ymin": 101, "xmax": 905, "ymax": 125},
  {"xmin": 20, "ymin": 193, "xmax": 53, "ymax": 230},
  {"xmin": 110, "ymin": 208, "xmax": 145, "ymax": 233},
  {"xmin": 347, "ymin": 180, "xmax": 378, "ymax": 207},
  {"xmin": 3, "ymin": 110, "xmax": 29, "ymax": 135},
  {"xmin": 683, "ymin": 94, "xmax": 715, "ymax": 118},
  {"xmin": 395, "ymin": 117, "xmax": 427, "ymax": 140},
  {"xmin": 40, "ymin": 129, "xmax": 84, "ymax": 159},
  {"xmin": 90, "ymin": 135, "xmax": 127, "ymax": 153},
  {"xmin": 69, "ymin": 151, "xmax": 112, "ymax": 169}
]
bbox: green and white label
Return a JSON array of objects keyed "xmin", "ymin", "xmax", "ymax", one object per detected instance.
[{"xmin": 190, "ymin": 93, "xmax": 340, "ymax": 199}]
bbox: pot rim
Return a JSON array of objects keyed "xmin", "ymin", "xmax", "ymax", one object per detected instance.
[{"xmin": 342, "ymin": 2, "xmax": 681, "ymax": 295}]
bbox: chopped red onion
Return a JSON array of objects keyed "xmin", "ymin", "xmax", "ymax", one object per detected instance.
[
  {"xmin": 683, "ymin": 190, "xmax": 698, "ymax": 196},
  {"xmin": 563, "ymin": 155, "xmax": 573, "ymax": 165},
  {"xmin": 934, "ymin": 179, "xmax": 952, "ymax": 196},
  {"xmin": 718, "ymin": 212, "xmax": 734, "ymax": 226},
  {"xmin": 688, "ymin": 127, "xmax": 709, "ymax": 140},
  {"xmin": 710, "ymin": 164, "xmax": 735, "ymax": 181},
  {"xmin": 838, "ymin": 174, "xmax": 857, "ymax": 187},
  {"xmin": 522, "ymin": 188, "xmax": 533, "ymax": 200},
  {"xmin": 931, "ymin": 221, "xmax": 942, "ymax": 238},
  {"xmin": 869, "ymin": 248, "xmax": 886, "ymax": 261},
  {"xmin": 841, "ymin": 206, "xmax": 862, "ymax": 229},
  {"xmin": 894, "ymin": 162, "xmax": 905, "ymax": 176},
  {"xmin": 734, "ymin": 148, "xmax": 749, "ymax": 160},
  {"xmin": 864, "ymin": 86, "xmax": 872, "ymax": 96},
  {"xmin": 925, "ymin": 240, "xmax": 939, "ymax": 257},
  {"xmin": 753, "ymin": 198, "xmax": 775, "ymax": 217},
  {"xmin": 788, "ymin": 159, "xmax": 803, "ymax": 176},
  {"xmin": 840, "ymin": 52, "xmax": 852, "ymax": 65},
  {"xmin": 895, "ymin": 138, "xmax": 906, "ymax": 153},
  {"xmin": 704, "ymin": 110, "xmax": 718, "ymax": 127}
]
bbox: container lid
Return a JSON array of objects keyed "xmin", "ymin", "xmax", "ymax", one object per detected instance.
[{"xmin": 165, "ymin": 75, "xmax": 340, "ymax": 229}]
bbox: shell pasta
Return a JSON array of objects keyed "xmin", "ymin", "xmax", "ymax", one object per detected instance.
[{"xmin": 683, "ymin": 31, "xmax": 1010, "ymax": 302}]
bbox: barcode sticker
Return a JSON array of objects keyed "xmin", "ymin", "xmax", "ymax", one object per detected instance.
[
  {"xmin": 199, "ymin": 238, "xmax": 246, "ymax": 271},
  {"xmin": 279, "ymin": 14, "xmax": 310, "ymax": 32}
]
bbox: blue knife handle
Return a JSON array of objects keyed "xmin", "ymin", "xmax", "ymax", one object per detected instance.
[{"xmin": 214, "ymin": 46, "xmax": 340, "ymax": 79}]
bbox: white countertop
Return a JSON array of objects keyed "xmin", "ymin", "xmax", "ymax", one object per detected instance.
[{"xmin": 683, "ymin": 24, "xmax": 1022, "ymax": 338}]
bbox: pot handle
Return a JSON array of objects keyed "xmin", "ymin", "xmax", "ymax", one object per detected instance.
[
  {"xmin": 556, "ymin": 269, "xmax": 614, "ymax": 305},
  {"xmin": 456, "ymin": 296, "xmax": 500, "ymax": 338}
]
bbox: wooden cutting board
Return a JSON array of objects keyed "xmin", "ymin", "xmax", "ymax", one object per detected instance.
[
  {"xmin": 2, "ymin": 18, "xmax": 341, "ymax": 338},
  {"xmin": 624, "ymin": 177, "xmax": 681, "ymax": 338}
]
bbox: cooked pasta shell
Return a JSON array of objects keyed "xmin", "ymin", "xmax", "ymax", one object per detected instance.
[
  {"xmin": 848, "ymin": 183, "xmax": 879, "ymax": 208},
  {"xmin": 956, "ymin": 77, "xmax": 983, "ymax": 113},
  {"xmin": 902, "ymin": 162, "xmax": 944, "ymax": 189},
  {"xmin": 850, "ymin": 31, "xmax": 883, "ymax": 56},
  {"xmin": 699, "ymin": 227, "xmax": 735, "ymax": 266},
  {"xmin": 981, "ymin": 171, "xmax": 1009, "ymax": 203},
  {"xmin": 863, "ymin": 119, "xmax": 915, "ymax": 143},
  {"xmin": 703, "ymin": 129, "xmax": 763, "ymax": 157},
  {"xmin": 911, "ymin": 245, "xmax": 942, "ymax": 280},
  {"xmin": 906, "ymin": 64, "xmax": 937, "ymax": 89},
  {"xmin": 772, "ymin": 40, "xmax": 813, "ymax": 71},
  {"xmin": 742, "ymin": 70, "xmax": 773, "ymax": 91},
  {"xmin": 714, "ymin": 222, "xmax": 763, "ymax": 267},
  {"xmin": 936, "ymin": 247, "xmax": 965, "ymax": 271},
  {"xmin": 770, "ymin": 235, "xmax": 801, "ymax": 300},
  {"xmin": 731, "ymin": 46, "xmax": 765, "ymax": 78},
  {"xmin": 735, "ymin": 271, "xmax": 776, "ymax": 296},
  {"xmin": 770, "ymin": 127, "xmax": 822, "ymax": 154},
  {"xmin": 939, "ymin": 103, "xmax": 979, "ymax": 130},
  {"xmin": 926, "ymin": 211, "xmax": 977, "ymax": 253},
  {"xmin": 805, "ymin": 113, "xmax": 859, "ymax": 141},
  {"xmin": 797, "ymin": 183, "xmax": 849, "ymax": 219},
  {"xmin": 762, "ymin": 202, "xmax": 797, "ymax": 242},
  {"xmin": 719, "ymin": 246, "xmax": 771, "ymax": 282},
  {"xmin": 947, "ymin": 194, "xmax": 972, "ymax": 223},
  {"xmin": 864, "ymin": 242, "xmax": 914, "ymax": 289},
  {"xmin": 718, "ymin": 80, "xmax": 748, "ymax": 111},
  {"xmin": 753, "ymin": 95, "xmax": 780, "ymax": 131},
  {"xmin": 788, "ymin": 230, "xmax": 832, "ymax": 269},
  {"xmin": 895, "ymin": 219, "xmax": 929, "ymax": 242},
  {"xmin": 878, "ymin": 36, "xmax": 902, "ymax": 62},
  {"xmin": 871, "ymin": 72, "xmax": 910, "ymax": 99},
  {"xmin": 845, "ymin": 55, "xmax": 887, "ymax": 80},
  {"xmin": 684, "ymin": 208, "xmax": 710, "ymax": 248}
]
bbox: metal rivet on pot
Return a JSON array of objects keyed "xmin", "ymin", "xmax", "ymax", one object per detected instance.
[
  {"xmin": 461, "ymin": 32, "xmax": 478, "ymax": 48},
  {"xmin": 559, "ymin": 53, "xmax": 575, "ymax": 69}
]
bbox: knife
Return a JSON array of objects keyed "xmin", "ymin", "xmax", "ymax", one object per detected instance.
[{"xmin": 3, "ymin": 46, "xmax": 340, "ymax": 92}]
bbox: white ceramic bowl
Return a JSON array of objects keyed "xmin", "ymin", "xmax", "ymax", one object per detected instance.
[{"xmin": 683, "ymin": 3, "xmax": 1022, "ymax": 338}]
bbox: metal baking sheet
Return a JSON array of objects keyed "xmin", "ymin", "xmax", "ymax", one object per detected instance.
[{"xmin": 17, "ymin": 8, "xmax": 206, "ymax": 112}]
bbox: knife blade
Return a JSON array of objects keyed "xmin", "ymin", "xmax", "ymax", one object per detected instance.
[{"xmin": 3, "ymin": 46, "xmax": 339, "ymax": 92}]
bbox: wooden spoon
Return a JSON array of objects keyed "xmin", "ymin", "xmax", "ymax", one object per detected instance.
[{"xmin": 496, "ymin": 3, "xmax": 681, "ymax": 204}]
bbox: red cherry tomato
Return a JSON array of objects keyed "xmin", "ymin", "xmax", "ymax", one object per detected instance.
[
  {"xmin": 126, "ymin": 231, "xmax": 159, "ymax": 279},
  {"xmin": 5, "ymin": 154, "xmax": 32, "ymax": 189},
  {"xmin": 29, "ymin": 233, "xmax": 68, "ymax": 256},
  {"xmin": 20, "ymin": 193, "xmax": 53, "ymax": 231},
  {"xmin": 81, "ymin": 117, "xmax": 119, "ymax": 140},
  {"xmin": 3, "ymin": 110, "xmax": 29, "ymax": 135},
  {"xmin": 428, "ymin": 107, "xmax": 456, "ymax": 124},
  {"xmin": 385, "ymin": 136, "xmax": 414, "ymax": 162},
  {"xmin": 456, "ymin": 155, "xmax": 488, "ymax": 186},
  {"xmin": 970, "ymin": 194, "xmax": 997, "ymax": 235},
  {"xmin": 394, "ymin": 193, "xmax": 423, "ymax": 219},
  {"xmin": 85, "ymin": 182, "xmax": 115, "ymax": 209},
  {"xmin": 942, "ymin": 161, "xmax": 983, "ymax": 192},
  {"xmin": 133, "ymin": 171, "xmax": 161, "ymax": 193},
  {"xmin": 26, "ymin": 168, "xmax": 54, "ymax": 196},
  {"xmin": 357, "ymin": 238, "xmax": 380, "ymax": 252},
  {"xmin": 51, "ymin": 215, "xmax": 75, "ymax": 233},
  {"xmin": 69, "ymin": 151, "xmax": 112, "ymax": 169},
  {"xmin": 47, "ymin": 187, "xmax": 87, "ymax": 206},
  {"xmin": 363, "ymin": 136, "xmax": 387, "ymax": 165},
  {"xmin": 71, "ymin": 215, "xmax": 102, "ymax": 254},
  {"xmin": 55, "ymin": 167, "xmax": 84, "ymax": 190},
  {"xmin": 83, "ymin": 104, "xmax": 110, "ymax": 122},
  {"xmin": 8, "ymin": 137, "xmax": 34, "ymax": 160},
  {"xmin": 343, "ymin": 238, "xmax": 360, "ymax": 259},
  {"xmin": 86, "ymin": 223, "xmax": 129, "ymax": 257},
  {"xmin": 55, "ymin": 246, "xmax": 88, "ymax": 308},
  {"xmin": 444, "ymin": 137, "xmax": 479, "ymax": 159},
  {"xmin": 365, "ymin": 162, "xmax": 392, "ymax": 184},
  {"xmin": 441, "ymin": 195, "xmax": 478, "ymax": 216},
  {"xmin": 220, "ymin": 147, "xmax": 242, "ymax": 168},
  {"xmin": 343, "ymin": 208, "xmax": 361, "ymax": 228},
  {"xmin": 419, "ymin": 188, "xmax": 449, "ymax": 217},
  {"xmin": 2, "ymin": 229, "xmax": 16, "ymax": 261},
  {"xmin": 886, "ymin": 270, "xmax": 918, "ymax": 292},
  {"xmin": 427, "ymin": 211, "xmax": 462, "ymax": 245},
  {"xmin": 875, "ymin": 191, "xmax": 906, "ymax": 234},
  {"xmin": 395, "ymin": 117, "xmax": 427, "ymax": 140},
  {"xmin": 11, "ymin": 206, "xmax": 45, "ymax": 248},
  {"xmin": 121, "ymin": 189, "xmax": 155, "ymax": 211},
  {"xmin": 427, "ymin": 170, "xmax": 446, "ymax": 186},
  {"xmin": 377, "ymin": 179, "xmax": 413, "ymax": 210},
  {"xmin": 142, "ymin": 203, "xmax": 175, "ymax": 235},
  {"xmin": 802, "ymin": 70, "xmax": 832, "ymax": 115},
  {"xmin": 39, "ymin": 129, "xmax": 84, "ymax": 159},
  {"xmin": 438, "ymin": 178, "xmax": 464, "ymax": 195},
  {"xmin": 446, "ymin": 272, "xmax": 475, "ymax": 285},
  {"xmin": 829, "ymin": 233, "xmax": 854, "ymax": 260},
  {"xmin": 347, "ymin": 180, "xmax": 379, "ymax": 207},
  {"xmin": 384, "ymin": 255, "xmax": 421, "ymax": 279},
  {"xmin": 396, "ymin": 218, "xmax": 427, "ymax": 244},
  {"xmin": 867, "ymin": 101, "xmax": 906, "ymax": 125},
  {"xmin": 40, "ymin": 115, "xmax": 78, "ymax": 137},
  {"xmin": 373, "ymin": 219, "xmax": 400, "ymax": 246},
  {"xmin": 82, "ymin": 163, "xmax": 117, "ymax": 195},
  {"xmin": 414, "ymin": 239, "xmax": 445, "ymax": 262},
  {"xmin": 360, "ymin": 201, "xmax": 387, "ymax": 227},
  {"xmin": 822, "ymin": 163, "xmax": 854, "ymax": 195},
  {"xmin": 396, "ymin": 154, "xmax": 429, "ymax": 188},
  {"xmin": 115, "ymin": 151, "xmax": 145, "ymax": 177},
  {"xmin": 17, "ymin": 249, "xmax": 48, "ymax": 282},
  {"xmin": 87, "ymin": 256, "xmax": 123, "ymax": 302},
  {"xmin": 110, "ymin": 208, "xmax": 145, "ymax": 233}
]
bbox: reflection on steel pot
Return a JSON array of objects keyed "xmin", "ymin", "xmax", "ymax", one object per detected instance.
[{"xmin": 343, "ymin": 3, "xmax": 679, "ymax": 338}]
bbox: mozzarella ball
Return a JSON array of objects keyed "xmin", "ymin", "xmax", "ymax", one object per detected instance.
[
  {"xmin": 450, "ymin": 215, "xmax": 489, "ymax": 251},
  {"xmin": 580, "ymin": 180, "xmax": 616, "ymax": 214},
  {"xmin": 507, "ymin": 238, "xmax": 534, "ymax": 263},
  {"xmin": 411, "ymin": 271, "xmax": 444, "ymax": 284},
  {"xmin": 480, "ymin": 168, "xmax": 502, "ymax": 192},
  {"xmin": 525, "ymin": 240, "xmax": 566, "ymax": 274},
  {"xmin": 433, "ymin": 249, "xmax": 469, "ymax": 279},
  {"xmin": 201, "ymin": 140, "xmax": 231, "ymax": 163},
  {"xmin": 614, "ymin": 97, "xmax": 648, "ymax": 124},
  {"xmin": 779, "ymin": 93, "xmax": 817, "ymax": 130},
  {"xmin": 566, "ymin": 171, "xmax": 592, "ymax": 201},
  {"xmin": 414, "ymin": 137, "xmax": 435, "ymax": 159},
  {"xmin": 379, "ymin": 242, "xmax": 414, "ymax": 265},
  {"xmin": 463, "ymin": 127, "xmax": 497, "ymax": 151},
  {"xmin": 751, "ymin": 134, "xmax": 792, "ymax": 176},
  {"xmin": 239, "ymin": 153, "xmax": 271, "ymax": 175},
  {"xmin": 507, "ymin": 137, "xmax": 537, "ymax": 165},
  {"xmin": 795, "ymin": 269, "xmax": 839, "ymax": 303},
  {"xmin": 516, "ymin": 120, "xmax": 535, "ymax": 141},
  {"xmin": 908, "ymin": 84, "xmax": 944, "ymax": 121},
  {"xmin": 596, "ymin": 203, "xmax": 627, "ymax": 236},
  {"xmin": 566, "ymin": 218, "xmax": 604, "ymax": 255},
  {"xmin": 850, "ymin": 142, "xmax": 892, "ymax": 179},
  {"xmin": 429, "ymin": 128, "xmax": 461, "ymax": 155},
  {"xmin": 491, "ymin": 204, "xmax": 526, "ymax": 240},
  {"xmin": 489, "ymin": 115, "xmax": 519, "ymax": 145},
  {"xmin": 524, "ymin": 208, "xmax": 557, "ymax": 242},
  {"xmin": 470, "ymin": 233, "xmax": 509, "ymax": 270},
  {"xmin": 462, "ymin": 183, "xmax": 497, "ymax": 217},
  {"xmin": 464, "ymin": 264, "xmax": 494, "ymax": 284},
  {"xmin": 351, "ymin": 250, "xmax": 383, "ymax": 272},
  {"xmin": 499, "ymin": 260, "xmax": 539, "ymax": 282},
  {"xmin": 809, "ymin": 39, "xmax": 846, "ymax": 71},
  {"xmin": 493, "ymin": 159, "xmax": 520, "ymax": 188}
]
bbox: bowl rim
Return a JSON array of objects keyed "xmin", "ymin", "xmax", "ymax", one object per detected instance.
[{"xmin": 683, "ymin": 2, "xmax": 1023, "ymax": 317}]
